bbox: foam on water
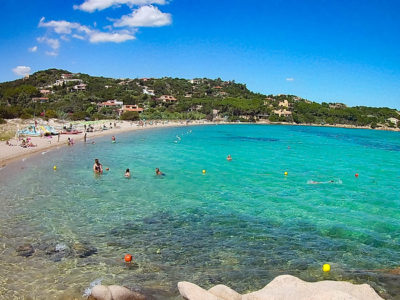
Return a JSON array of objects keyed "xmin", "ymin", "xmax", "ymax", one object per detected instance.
[{"xmin": 0, "ymin": 124, "xmax": 399, "ymax": 299}]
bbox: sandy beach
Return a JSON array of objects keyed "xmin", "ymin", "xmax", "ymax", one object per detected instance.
[{"xmin": 0, "ymin": 119, "xmax": 218, "ymax": 167}]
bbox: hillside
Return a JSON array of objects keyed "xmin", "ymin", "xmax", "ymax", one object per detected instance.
[{"xmin": 0, "ymin": 69, "xmax": 399, "ymax": 129}]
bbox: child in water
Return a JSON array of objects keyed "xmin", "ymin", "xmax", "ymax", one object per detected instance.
[{"xmin": 125, "ymin": 168, "xmax": 131, "ymax": 178}]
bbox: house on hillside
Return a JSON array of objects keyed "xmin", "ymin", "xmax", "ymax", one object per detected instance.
[
  {"xmin": 387, "ymin": 117, "xmax": 398, "ymax": 125},
  {"xmin": 61, "ymin": 74, "xmax": 75, "ymax": 79},
  {"xmin": 73, "ymin": 83, "xmax": 87, "ymax": 91},
  {"xmin": 156, "ymin": 95, "xmax": 177, "ymax": 103},
  {"xmin": 329, "ymin": 103, "xmax": 347, "ymax": 109},
  {"xmin": 98, "ymin": 100, "xmax": 123, "ymax": 108},
  {"xmin": 119, "ymin": 105, "xmax": 144, "ymax": 115},
  {"xmin": 273, "ymin": 109, "xmax": 292, "ymax": 117},
  {"xmin": 143, "ymin": 87, "xmax": 155, "ymax": 96},
  {"xmin": 216, "ymin": 91, "xmax": 228, "ymax": 97},
  {"xmin": 40, "ymin": 89, "xmax": 52, "ymax": 95},
  {"xmin": 278, "ymin": 100, "xmax": 289, "ymax": 108},
  {"xmin": 189, "ymin": 79, "xmax": 202, "ymax": 84}
]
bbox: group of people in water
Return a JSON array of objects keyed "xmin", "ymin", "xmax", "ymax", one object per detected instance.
[
  {"xmin": 93, "ymin": 158, "xmax": 165, "ymax": 178},
  {"xmin": 93, "ymin": 135, "xmax": 232, "ymax": 178}
]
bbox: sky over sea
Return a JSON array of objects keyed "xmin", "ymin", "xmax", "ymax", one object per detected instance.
[{"xmin": 1, "ymin": 0, "xmax": 400, "ymax": 109}]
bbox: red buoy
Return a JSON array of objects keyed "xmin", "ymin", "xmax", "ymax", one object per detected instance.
[
  {"xmin": 355, "ymin": 173, "xmax": 359, "ymax": 178},
  {"xmin": 124, "ymin": 254, "xmax": 132, "ymax": 262}
]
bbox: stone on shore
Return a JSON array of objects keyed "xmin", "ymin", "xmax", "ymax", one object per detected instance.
[
  {"xmin": 208, "ymin": 284, "xmax": 242, "ymax": 300},
  {"xmin": 178, "ymin": 281, "xmax": 221, "ymax": 300},
  {"xmin": 89, "ymin": 285, "xmax": 146, "ymax": 300},
  {"xmin": 178, "ymin": 275, "xmax": 384, "ymax": 300}
]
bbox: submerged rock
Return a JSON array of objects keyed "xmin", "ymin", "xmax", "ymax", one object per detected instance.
[
  {"xmin": 178, "ymin": 275, "xmax": 384, "ymax": 300},
  {"xmin": 72, "ymin": 242, "xmax": 97, "ymax": 258},
  {"xmin": 16, "ymin": 244, "xmax": 34, "ymax": 257},
  {"xmin": 89, "ymin": 285, "xmax": 146, "ymax": 300}
]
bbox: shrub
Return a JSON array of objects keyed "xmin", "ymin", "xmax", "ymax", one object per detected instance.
[
  {"xmin": 45, "ymin": 109, "xmax": 58, "ymax": 119},
  {"xmin": 121, "ymin": 111, "xmax": 140, "ymax": 121},
  {"xmin": 20, "ymin": 113, "xmax": 33, "ymax": 119}
]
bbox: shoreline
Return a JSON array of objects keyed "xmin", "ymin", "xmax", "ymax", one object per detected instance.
[
  {"xmin": 1, "ymin": 119, "xmax": 399, "ymax": 167},
  {"xmin": 0, "ymin": 120, "xmax": 215, "ymax": 167}
]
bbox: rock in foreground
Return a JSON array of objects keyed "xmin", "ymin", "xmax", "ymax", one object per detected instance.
[
  {"xmin": 178, "ymin": 275, "xmax": 383, "ymax": 300},
  {"xmin": 89, "ymin": 285, "xmax": 146, "ymax": 300}
]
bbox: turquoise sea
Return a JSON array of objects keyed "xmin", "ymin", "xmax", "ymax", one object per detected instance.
[{"xmin": 0, "ymin": 124, "xmax": 399, "ymax": 299}]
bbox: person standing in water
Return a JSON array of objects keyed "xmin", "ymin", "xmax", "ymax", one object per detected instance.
[
  {"xmin": 93, "ymin": 159, "xmax": 103, "ymax": 174},
  {"xmin": 112, "ymin": 136, "xmax": 116, "ymax": 143},
  {"xmin": 125, "ymin": 168, "xmax": 131, "ymax": 178}
]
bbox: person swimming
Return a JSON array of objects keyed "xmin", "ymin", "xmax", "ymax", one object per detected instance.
[
  {"xmin": 112, "ymin": 136, "xmax": 116, "ymax": 143},
  {"xmin": 93, "ymin": 158, "xmax": 103, "ymax": 174},
  {"xmin": 125, "ymin": 168, "xmax": 131, "ymax": 178},
  {"xmin": 227, "ymin": 154, "xmax": 232, "ymax": 161},
  {"xmin": 308, "ymin": 180, "xmax": 335, "ymax": 184},
  {"xmin": 155, "ymin": 168, "xmax": 164, "ymax": 176}
]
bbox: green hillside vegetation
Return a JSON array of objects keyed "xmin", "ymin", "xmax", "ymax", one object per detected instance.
[{"xmin": 0, "ymin": 69, "xmax": 399, "ymax": 129}]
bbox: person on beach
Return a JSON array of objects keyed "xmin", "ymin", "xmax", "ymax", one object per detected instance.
[
  {"xmin": 93, "ymin": 159, "xmax": 103, "ymax": 174},
  {"xmin": 155, "ymin": 168, "xmax": 164, "ymax": 176},
  {"xmin": 125, "ymin": 168, "xmax": 131, "ymax": 178},
  {"xmin": 227, "ymin": 154, "xmax": 232, "ymax": 161}
]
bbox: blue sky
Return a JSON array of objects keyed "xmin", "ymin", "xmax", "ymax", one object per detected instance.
[{"xmin": 1, "ymin": 0, "xmax": 400, "ymax": 108}]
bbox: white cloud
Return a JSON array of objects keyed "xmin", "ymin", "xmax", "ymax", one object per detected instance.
[
  {"xmin": 89, "ymin": 31, "xmax": 135, "ymax": 43},
  {"xmin": 74, "ymin": 0, "xmax": 166, "ymax": 12},
  {"xmin": 39, "ymin": 17, "xmax": 91, "ymax": 34},
  {"xmin": 28, "ymin": 46, "xmax": 38, "ymax": 52},
  {"xmin": 37, "ymin": 37, "xmax": 60, "ymax": 56},
  {"xmin": 12, "ymin": 66, "xmax": 31, "ymax": 77},
  {"xmin": 37, "ymin": 37, "xmax": 60, "ymax": 50},
  {"xmin": 286, "ymin": 78, "xmax": 294, "ymax": 82},
  {"xmin": 114, "ymin": 5, "xmax": 171, "ymax": 27},
  {"xmin": 72, "ymin": 34, "xmax": 86, "ymax": 40},
  {"xmin": 38, "ymin": 18, "xmax": 136, "ymax": 44}
]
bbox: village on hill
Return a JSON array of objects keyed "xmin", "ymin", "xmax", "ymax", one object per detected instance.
[{"xmin": 0, "ymin": 69, "xmax": 399, "ymax": 130}]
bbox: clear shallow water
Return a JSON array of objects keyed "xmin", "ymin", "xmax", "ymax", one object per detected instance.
[{"xmin": 0, "ymin": 124, "xmax": 399, "ymax": 299}]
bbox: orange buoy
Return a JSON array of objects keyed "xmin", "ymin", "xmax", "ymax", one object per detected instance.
[
  {"xmin": 355, "ymin": 173, "xmax": 359, "ymax": 178},
  {"xmin": 124, "ymin": 254, "xmax": 132, "ymax": 262}
]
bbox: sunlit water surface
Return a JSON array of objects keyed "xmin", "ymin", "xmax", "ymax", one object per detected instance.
[{"xmin": 0, "ymin": 125, "xmax": 399, "ymax": 299}]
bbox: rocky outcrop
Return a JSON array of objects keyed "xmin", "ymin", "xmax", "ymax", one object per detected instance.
[
  {"xmin": 178, "ymin": 275, "xmax": 384, "ymax": 300},
  {"xmin": 89, "ymin": 285, "xmax": 146, "ymax": 300}
]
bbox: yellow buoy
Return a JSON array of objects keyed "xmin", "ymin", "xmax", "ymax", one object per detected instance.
[
  {"xmin": 53, "ymin": 165, "xmax": 57, "ymax": 170},
  {"xmin": 202, "ymin": 169, "xmax": 206, "ymax": 174},
  {"xmin": 322, "ymin": 264, "xmax": 331, "ymax": 272},
  {"xmin": 284, "ymin": 171, "xmax": 288, "ymax": 176}
]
